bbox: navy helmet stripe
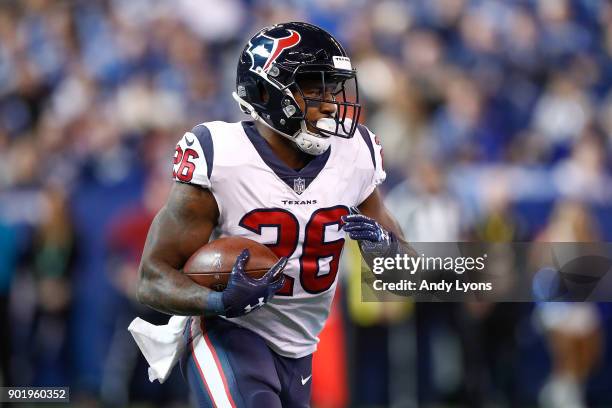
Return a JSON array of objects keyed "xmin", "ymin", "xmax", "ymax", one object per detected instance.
[
  {"xmin": 191, "ymin": 124, "xmax": 214, "ymax": 180},
  {"xmin": 357, "ymin": 124, "xmax": 376, "ymax": 170}
]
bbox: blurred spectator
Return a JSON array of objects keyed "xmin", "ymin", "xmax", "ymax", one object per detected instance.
[
  {"xmin": 28, "ymin": 185, "xmax": 74, "ymax": 386},
  {"xmin": 533, "ymin": 201, "xmax": 603, "ymax": 408},
  {"xmin": 0, "ymin": 221, "xmax": 19, "ymax": 387},
  {"xmin": 473, "ymin": 174, "xmax": 528, "ymax": 242},
  {"xmin": 553, "ymin": 128, "xmax": 611, "ymax": 203},
  {"xmin": 385, "ymin": 160, "xmax": 460, "ymax": 407},
  {"xmin": 386, "ymin": 159, "xmax": 462, "ymax": 242},
  {"xmin": 532, "ymin": 73, "xmax": 592, "ymax": 150}
]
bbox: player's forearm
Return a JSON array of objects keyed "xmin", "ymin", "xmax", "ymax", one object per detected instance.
[{"xmin": 137, "ymin": 261, "xmax": 216, "ymax": 316}]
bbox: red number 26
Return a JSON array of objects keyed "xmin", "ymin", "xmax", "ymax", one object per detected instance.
[{"xmin": 239, "ymin": 206, "xmax": 349, "ymax": 296}]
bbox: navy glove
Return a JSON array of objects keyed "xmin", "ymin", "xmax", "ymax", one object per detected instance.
[
  {"xmin": 342, "ymin": 207, "xmax": 396, "ymax": 257},
  {"xmin": 343, "ymin": 208, "xmax": 416, "ymax": 297},
  {"xmin": 207, "ymin": 249, "xmax": 287, "ymax": 318}
]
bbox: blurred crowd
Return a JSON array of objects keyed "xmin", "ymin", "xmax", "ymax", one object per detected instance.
[{"xmin": 0, "ymin": 0, "xmax": 611, "ymax": 406}]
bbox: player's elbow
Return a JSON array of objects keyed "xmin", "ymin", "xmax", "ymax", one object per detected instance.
[
  {"xmin": 136, "ymin": 261, "xmax": 157, "ymax": 307},
  {"xmin": 135, "ymin": 278, "xmax": 149, "ymax": 306}
]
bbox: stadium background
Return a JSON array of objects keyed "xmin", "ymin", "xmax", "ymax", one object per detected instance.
[{"xmin": 0, "ymin": 0, "xmax": 611, "ymax": 406}]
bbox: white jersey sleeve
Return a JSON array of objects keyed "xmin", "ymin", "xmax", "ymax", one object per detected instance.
[
  {"xmin": 172, "ymin": 124, "xmax": 214, "ymax": 188},
  {"xmin": 356, "ymin": 124, "xmax": 386, "ymax": 205}
]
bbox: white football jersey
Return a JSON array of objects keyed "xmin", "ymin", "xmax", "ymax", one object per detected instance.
[{"xmin": 172, "ymin": 120, "xmax": 385, "ymax": 358}]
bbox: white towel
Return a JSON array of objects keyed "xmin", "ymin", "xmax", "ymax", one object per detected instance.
[{"xmin": 128, "ymin": 315, "xmax": 191, "ymax": 383}]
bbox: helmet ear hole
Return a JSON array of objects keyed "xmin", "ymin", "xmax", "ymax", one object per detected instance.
[
  {"xmin": 257, "ymin": 81, "xmax": 270, "ymax": 104},
  {"xmin": 238, "ymin": 78, "xmax": 263, "ymax": 106}
]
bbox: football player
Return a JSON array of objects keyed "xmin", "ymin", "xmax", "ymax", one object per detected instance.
[{"xmin": 137, "ymin": 22, "xmax": 408, "ymax": 408}]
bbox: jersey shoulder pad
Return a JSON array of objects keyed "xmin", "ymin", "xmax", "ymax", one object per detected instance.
[{"xmin": 172, "ymin": 122, "xmax": 216, "ymax": 188}]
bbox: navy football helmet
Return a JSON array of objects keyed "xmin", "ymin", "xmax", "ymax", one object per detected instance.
[{"xmin": 233, "ymin": 22, "xmax": 361, "ymax": 155}]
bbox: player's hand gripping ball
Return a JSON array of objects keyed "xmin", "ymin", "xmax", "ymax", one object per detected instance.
[
  {"xmin": 219, "ymin": 249, "xmax": 286, "ymax": 317},
  {"xmin": 183, "ymin": 237, "xmax": 286, "ymax": 317}
]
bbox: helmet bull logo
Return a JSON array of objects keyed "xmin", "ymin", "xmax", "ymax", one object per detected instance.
[{"xmin": 247, "ymin": 29, "xmax": 301, "ymax": 73}]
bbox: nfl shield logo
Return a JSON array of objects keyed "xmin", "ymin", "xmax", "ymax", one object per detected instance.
[{"xmin": 293, "ymin": 177, "xmax": 306, "ymax": 195}]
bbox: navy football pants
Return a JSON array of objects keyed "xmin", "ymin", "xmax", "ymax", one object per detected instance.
[{"xmin": 180, "ymin": 317, "xmax": 313, "ymax": 408}]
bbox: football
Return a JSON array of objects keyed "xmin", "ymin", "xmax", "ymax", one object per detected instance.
[{"xmin": 183, "ymin": 236, "xmax": 278, "ymax": 292}]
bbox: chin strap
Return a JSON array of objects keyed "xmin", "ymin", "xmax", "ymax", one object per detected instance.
[{"xmin": 231, "ymin": 92, "xmax": 330, "ymax": 156}]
